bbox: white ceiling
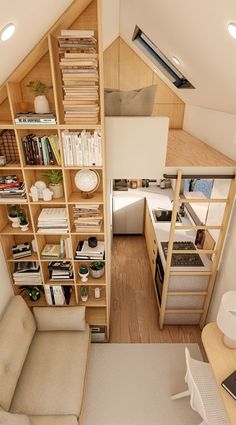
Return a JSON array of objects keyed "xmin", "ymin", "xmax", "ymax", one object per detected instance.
[{"xmin": 0, "ymin": 0, "xmax": 236, "ymax": 115}]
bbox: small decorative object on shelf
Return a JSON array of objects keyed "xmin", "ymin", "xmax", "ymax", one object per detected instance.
[
  {"xmin": 26, "ymin": 80, "xmax": 52, "ymax": 114},
  {"xmin": 18, "ymin": 210, "xmax": 29, "ymax": 232},
  {"xmin": 20, "ymin": 285, "xmax": 42, "ymax": 302},
  {"xmin": 41, "ymin": 170, "xmax": 64, "ymax": 199},
  {"xmin": 90, "ymin": 261, "xmax": 105, "ymax": 279},
  {"xmin": 35, "ymin": 181, "xmax": 47, "ymax": 199},
  {"xmin": 8, "ymin": 204, "xmax": 21, "ymax": 228},
  {"xmin": 79, "ymin": 264, "xmax": 89, "ymax": 282},
  {"xmin": 80, "ymin": 286, "xmax": 89, "ymax": 302},
  {"xmin": 0, "ymin": 155, "xmax": 6, "ymax": 166},
  {"xmin": 29, "ymin": 185, "xmax": 39, "ymax": 202},
  {"xmin": 88, "ymin": 236, "xmax": 97, "ymax": 248},
  {"xmin": 42, "ymin": 188, "xmax": 53, "ymax": 201},
  {"xmin": 91, "ymin": 286, "xmax": 103, "ymax": 299},
  {"xmin": 12, "ymin": 242, "xmax": 32, "ymax": 259},
  {"xmin": 74, "ymin": 169, "xmax": 100, "ymax": 198}
]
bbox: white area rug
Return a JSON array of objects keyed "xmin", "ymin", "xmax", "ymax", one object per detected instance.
[{"xmin": 83, "ymin": 344, "xmax": 202, "ymax": 425}]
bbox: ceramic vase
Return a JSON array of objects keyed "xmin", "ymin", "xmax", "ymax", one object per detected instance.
[
  {"xmin": 49, "ymin": 183, "xmax": 64, "ymax": 199},
  {"xmin": 34, "ymin": 95, "xmax": 49, "ymax": 114}
]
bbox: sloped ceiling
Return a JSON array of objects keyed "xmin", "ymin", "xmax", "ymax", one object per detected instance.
[
  {"xmin": 119, "ymin": 0, "xmax": 236, "ymax": 115},
  {"xmin": 0, "ymin": 0, "xmax": 236, "ymax": 115}
]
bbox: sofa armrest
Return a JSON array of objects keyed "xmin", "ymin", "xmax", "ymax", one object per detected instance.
[{"xmin": 33, "ymin": 306, "xmax": 87, "ymax": 331}]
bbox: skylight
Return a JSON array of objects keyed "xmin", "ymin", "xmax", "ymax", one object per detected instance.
[{"xmin": 132, "ymin": 26, "xmax": 194, "ymax": 89}]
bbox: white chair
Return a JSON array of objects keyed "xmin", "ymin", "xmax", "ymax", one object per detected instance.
[{"xmin": 171, "ymin": 348, "xmax": 229, "ymax": 425}]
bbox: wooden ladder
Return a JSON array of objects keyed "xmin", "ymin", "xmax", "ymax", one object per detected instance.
[{"xmin": 159, "ymin": 170, "xmax": 236, "ymax": 329}]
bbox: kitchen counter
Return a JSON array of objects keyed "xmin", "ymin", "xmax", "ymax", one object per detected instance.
[{"xmin": 113, "ymin": 186, "xmax": 212, "ymax": 272}]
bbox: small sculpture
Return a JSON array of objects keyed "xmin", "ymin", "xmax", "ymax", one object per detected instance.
[
  {"xmin": 29, "ymin": 185, "xmax": 39, "ymax": 202},
  {"xmin": 35, "ymin": 181, "xmax": 47, "ymax": 199},
  {"xmin": 42, "ymin": 188, "xmax": 53, "ymax": 201}
]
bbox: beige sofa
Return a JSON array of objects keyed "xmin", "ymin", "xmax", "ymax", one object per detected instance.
[{"xmin": 0, "ymin": 296, "xmax": 90, "ymax": 425}]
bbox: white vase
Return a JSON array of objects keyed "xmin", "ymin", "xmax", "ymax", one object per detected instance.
[
  {"xmin": 34, "ymin": 95, "xmax": 49, "ymax": 113},
  {"xmin": 8, "ymin": 215, "xmax": 20, "ymax": 228}
]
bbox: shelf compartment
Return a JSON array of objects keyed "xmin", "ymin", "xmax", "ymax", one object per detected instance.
[
  {"xmin": 36, "ymin": 234, "xmax": 73, "ymax": 261},
  {"xmin": 24, "ymin": 168, "xmax": 65, "ymax": 204},
  {"xmin": 68, "ymin": 203, "xmax": 104, "ymax": 234},
  {"xmin": 64, "ymin": 169, "xmax": 103, "ymax": 204},
  {"xmin": 75, "ymin": 262, "xmax": 106, "ymax": 285},
  {"xmin": 71, "ymin": 234, "xmax": 105, "ymax": 262},
  {"xmin": 0, "ymin": 129, "xmax": 21, "ymax": 166},
  {"xmin": 0, "ymin": 234, "xmax": 38, "ymax": 262},
  {"xmin": 0, "ymin": 96, "xmax": 12, "ymax": 125},
  {"xmin": 30, "ymin": 203, "xmax": 69, "ymax": 235},
  {"xmin": 85, "ymin": 307, "xmax": 107, "ymax": 326},
  {"xmin": 40, "ymin": 260, "xmax": 75, "ymax": 285},
  {"xmin": 0, "ymin": 204, "xmax": 33, "ymax": 234}
]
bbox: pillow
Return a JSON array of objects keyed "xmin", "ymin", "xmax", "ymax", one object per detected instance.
[
  {"xmin": 0, "ymin": 412, "xmax": 31, "ymax": 425},
  {"xmin": 104, "ymin": 85, "xmax": 157, "ymax": 116},
  {"xmin": 33, "ymin": 306, "xmax": 86, "ymax": 331}
]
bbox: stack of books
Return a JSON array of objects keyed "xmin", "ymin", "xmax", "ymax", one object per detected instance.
[
  {"xmin": 73, "ymin": 204, "xmax": 103, "ymax": 233},
  {"xmin": 75, "ymin": 240, "xmax": 105, "ymax": 260},
  {"xmin": 44, "ymin": 285, "xmax": 72, "ymax": 306},
  {"xmin": 13, "ymin": 261, "xmax": 42, "ymax": 285},
  {"xmin": 41, "ymin": 237, "xmax": 72, "ymax": 259},
  {"xmin": 15, "ymin": 112, "xmax": 56, "ymax": 125},
  {"xmin": 62, "ymin": 129, "xmax": 102, "ymax": 166},
  {"xmin": 58, "ymin": 29, "xmax": 99, "ymax": 124},
  {"xmin": 0, "ymin": 175, "xmax": 26, "ymax": 203},
  {"xmin": 48, "ymin": 261, "xmax": 73, "ymax": 280},
  {"xmin": 12, "ymin": 242, "xmax": 32, "ymax": 259},
  {"xmin": 37, "ymin": 208, "xmax": 69, "ymax": 234},
  {"xmin": 22, "ymin": 134, "xmax": 61, "ymax": 166}
]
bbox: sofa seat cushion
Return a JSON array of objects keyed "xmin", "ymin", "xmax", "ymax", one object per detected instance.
[
  {"xmin": 10, "ymin": 330, "xmax": 90, "ymax": 417},
  {"xmin": 29, "ymin": 416, "xmax": 78, "ymax": 425}
]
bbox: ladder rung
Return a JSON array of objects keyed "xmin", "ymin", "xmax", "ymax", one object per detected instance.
[
  {"xmin": 171, "ymin": 249, "xmax": 215, "ymax": 254},
  {"xmin": 179, "ymin": 198, "xmax": 228, "ymax": 203},
  {"xmin": 166, "ymin": 309, "xmax": 204, "ymax": 314},
  {"xmin": 175, "ymin": 225, "xmax": 223, "ymax": 230},
  {"xmin": 168, "ymin": 291, "xmax": 208, "ymax": 296},
  {"xmin": 170, "ymin": 271, "xmax": 212, "ymax": 276}
]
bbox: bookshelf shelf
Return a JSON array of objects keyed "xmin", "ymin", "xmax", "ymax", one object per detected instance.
[{"xmin": 0, "ymin": 0, "xmax": 109, "ymax": 340}]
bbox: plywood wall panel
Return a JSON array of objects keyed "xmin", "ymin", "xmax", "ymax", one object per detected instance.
[{"xmin": 104, "ymin": 38, "xmax": 119, "ymax": 89}]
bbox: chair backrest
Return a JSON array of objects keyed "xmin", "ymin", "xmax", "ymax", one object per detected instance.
[
  {"xmin": 185, "ymin": 348, "xmax": 208, "ymax": 422},
  {"xmin": 0, "ymin": 296, "xmax": 36, "ymax": 411}
]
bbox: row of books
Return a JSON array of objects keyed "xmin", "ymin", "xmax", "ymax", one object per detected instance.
[
  {"xmin": 73, "ymin": 204, "xmax": 103, "ymax": 233},
  {"xmin": 58, "ymin": 29, "xmax": 99, "ymax": 124},
  {"xmin": 22, "ymin": 134, "xmax": 61, "ymax": 166},
  {"xmin": 37, "ymin": 208, "xmax": 69, "ymax": 234},
  {"xmin": 48, "ymin": 261, "xmax": 73, "ymax": 280},
  {"xmin": 74, "ymin": 240, "xmax": 105, "ymax": 260},
  {"xmin": 45, "ymin": 285, "xmax": 72, "ymax": 305},
  {"xmin": 41, "ymin": 237, "xmax": 72, "ymax": 259},
  {"xmin": 62, "ymin": 129, "xmax": 102, "ymax": 166},
  {"xmin": 0, "ymin": 175, "xmax": 26, "ymax": 203},
  {"xmin": 13, "ymin": 262, "xmax": 42, "ymax": 285}
]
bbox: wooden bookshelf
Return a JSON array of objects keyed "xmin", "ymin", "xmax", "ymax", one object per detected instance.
[{"xmin": 0, "ymin": 0, "xmax": 110, "ymax": 340}]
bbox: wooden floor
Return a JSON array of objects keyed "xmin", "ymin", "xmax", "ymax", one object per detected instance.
[{"xmin": 110, "ymin": 235, "xmax": 204, "ymax": 349}]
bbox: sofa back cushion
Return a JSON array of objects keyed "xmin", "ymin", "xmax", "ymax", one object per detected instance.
[
  {"xmin": 0, "ymin": 296, "xmax": 36, "ymax": 411},
  {"xmin": 33, "ymin": 306, "xmax": 86, "ymax": 331}
]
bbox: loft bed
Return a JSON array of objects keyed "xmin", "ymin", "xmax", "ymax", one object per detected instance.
[{"xmin": 166, "ymin": 129, "xmax": 236, "ymax": 167}]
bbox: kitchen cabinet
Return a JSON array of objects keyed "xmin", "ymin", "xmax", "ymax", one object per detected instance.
[
  {"xmin": 144, "ymin": 202, "xmax": 157, "ymax": 279},
  {"xmin": 113, "ymin": 194, "xmax": 145, "ymax": 234}
]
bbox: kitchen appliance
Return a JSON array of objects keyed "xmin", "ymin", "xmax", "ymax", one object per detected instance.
[
  {"xmin": 152, "ymin": 209, "xmax": 182, "ymax": 223},
  {"xmin": 113, "ymin": 179, "xmax": 128, "ymax": 191},
  {"xmin": 155, "ymin": 254, "xmax": 164, "ymax": 303},
  {"xmin": 161, "ymin": 241, "xmax": 204, "ymax": 267}
]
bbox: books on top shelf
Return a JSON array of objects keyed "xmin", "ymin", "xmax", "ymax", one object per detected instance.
[
  {"xmin": 12, "ymin": 242, "xmax": 32, "ymax": 259},
  {"xmin": 48, "ymin": 261, "xmax": 73, "ymax": 280},
  {"xmin": 22, "ymin": 134, "xmax": 61, "ymax": 166},
  {"xmin": 58, "ymin": 29, "xmax": 99, "ymax": 124},
  {"xmin": 62, "ymin": 129, "xmax": 102, "ymax": 167},
  {"xmin": 75, "ymin": 240, "xmax": 105, "ymax": 260},
  {"xmin": 37, "ymin": 208, "xmax": 68, "ymax": 234},
  {"xmin": 0, "ymin": 175, "xmax": 26, "ymax": 203},
  {"xmin": 13, "ymin": 261, "xmax": 42, "ymax": 285},
  {"xmin": 15, "ymin": 113, "xmax": 56, "ymax": 125},
  {"xmin": 44, "ymin": 284, "xmax": 72, "ymax": 306},
  {"xmin": 73, "ymin": 204, "xmax": 103, "ymax": 233}
]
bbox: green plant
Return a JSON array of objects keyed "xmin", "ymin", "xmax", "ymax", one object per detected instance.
[
  {"xmin": 80, "ymin": 286, "xmax": 88, "ymax": 297},
  {"xmin": 79, "ymin": 264, "xmax": 88, "ymax": 274},
  {"xmin": 90, "ymin": 261, "xmax": 105, "ymax": 271},
  {"xmin": 8, "ymin": 204, "xmax": 21, "ymax": 217},
  {"xmin": 41, "ymin": 170, "xmax": 63, "ymax": 185},
  {"xmin": 18, "ymin": 211, "xmax": 28, "ymax": 226},
  {"xmin": 26, "ymin": 80, "xmax": 52, "ymax": 96},
  {"xmin": 19, "ymin": 286, "xmax": 41, "ymax": 301}
]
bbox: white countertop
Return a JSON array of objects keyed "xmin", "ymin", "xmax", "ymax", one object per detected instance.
[{"xmin": 113, "ymin": 186, "xmax": 212, "ymax": 272}]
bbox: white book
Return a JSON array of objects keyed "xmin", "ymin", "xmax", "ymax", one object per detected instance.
[
  {"xmin": 45, "ymin": 285, "xmax": 53, "ymax": 305},
  {"xmin": 61, "ymin": 29, "xmax": 95, "ymax": 37},
  {"xmin": 53, "ymin": 286, "xmax": 65, "ymax": 306}
]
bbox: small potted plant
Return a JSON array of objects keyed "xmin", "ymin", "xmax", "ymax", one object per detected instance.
[
  {"xmin": 18, "ymin": 210, "xmax": 29, "ymax": 232},
  {"xmin": 19, "ymin": 286, "xmax": 41, "ymax": 301},
  {"xmin": 80, "ymin": 286, "xmax": 89, "ymax": 302},
  {"xmin": 41, "ymin": 170, "xmax": 64, "ymax": 199},
  {"xmin": 79, "ymin": 264, "xmax": 89, "ymax": 282},
  {"xmin": 8, "ymin": 204, "xmax": 21, "ymax": 227},
  {"xmin": 26, "ymin": 80, "xmax": 52, "ymax": 114},
  {"xmin": 90, "ymin": 261, "xmax": 105, "ymax": 279}
]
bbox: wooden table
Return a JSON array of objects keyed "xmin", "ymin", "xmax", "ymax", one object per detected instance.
[{"xmin": 202, "ymin": 322, "xmax": 236, "ymax": 425}]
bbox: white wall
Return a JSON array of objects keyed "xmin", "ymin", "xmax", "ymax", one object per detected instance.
[
  {"xmin": 102, "ymin": 0, "xmax": 120, "ymax": 50},
  {"xmin": 0, "ymin": 244, "xmax": 13, "ymax": 317},
  {"xmin": 183, "ymin": 105, "xmax": 236, "ymax": 161},
  {"xmin": 184, "ymin": 104, "xmax": 236, "ymax": 321}
]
